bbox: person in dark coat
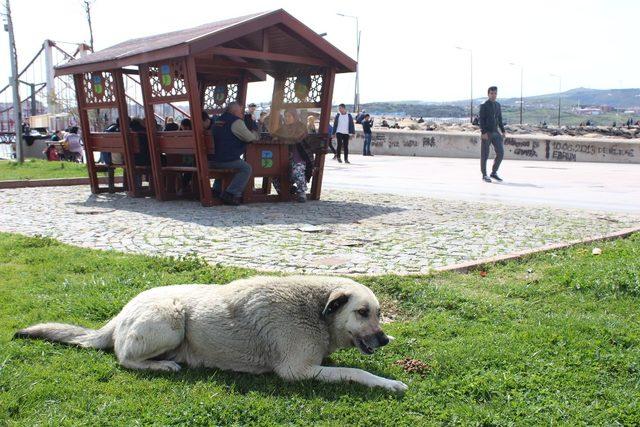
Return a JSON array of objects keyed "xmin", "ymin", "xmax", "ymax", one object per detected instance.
[
  {"xmin": 361, "ymin": 114, "xmax": 374, "ymax": 156},
  {"xmin": 164, "ymin": 117, "xmax": 179, "ymax": 131},
  {"xmin": 244, "ymin": 103, "xmax": 258, "ymax": 132},
  {"xmin": 479, "ymin": 86, "xmax": 507, "ymax": 183},
  {"xmin": 327, "ymin": 122, "xmax": 336, "ymax": 157},
  {"xmin": 209, "ymin": 102, "xmax": 259, "ymax": 205}
]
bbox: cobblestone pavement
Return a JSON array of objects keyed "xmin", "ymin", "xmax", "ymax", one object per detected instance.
[{"xmin": 1, "ymin": 186, "xmax": 639, "ymax": 275}]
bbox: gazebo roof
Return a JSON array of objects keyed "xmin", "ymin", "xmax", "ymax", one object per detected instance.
[{"xmin": 55, "ymin": 9, "xmax": 357, "ymax": 76}]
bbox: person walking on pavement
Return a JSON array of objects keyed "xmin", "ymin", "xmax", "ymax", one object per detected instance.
[
  {"xmin": 332, "ymin": 103, "xmax": 355, "ymax": 163},
  {"xmin": 361, "ymin": 113, "xmax": 374, "ymax": 156},
  {"xmin": 479, "ymin": 86, "xmax": 506, "ymax": 182}
]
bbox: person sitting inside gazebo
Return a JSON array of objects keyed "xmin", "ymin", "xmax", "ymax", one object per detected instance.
[
  {"xmin": 209, "ymin": 102, "xmax": 259, "ymax": 205},
  {"xmin": 272, "ymin": 109, "xmax": 314, "ymax": 203}
]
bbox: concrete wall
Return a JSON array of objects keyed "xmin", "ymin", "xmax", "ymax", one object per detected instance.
[
  {"xmin": 24, "ymin": 140, "xmax": 49, "ymax": 159},
  {"xmin": 348, "ymin": 129, "xmax": 639, "ymax": 164},
  {"xmin": 22, "ymin": 130, "xmax": 639, "ymax": 164}
]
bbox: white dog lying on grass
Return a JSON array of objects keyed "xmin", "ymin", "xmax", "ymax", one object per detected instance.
[{"xmin": 16, "ymin": 275, "xmax": 408, "ymax": 393}]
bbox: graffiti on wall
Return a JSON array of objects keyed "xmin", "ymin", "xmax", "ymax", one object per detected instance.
[
  {"xmin": 422, "ymin": 136, "xmax": 436, "ymax": 147},
  {"xmin": 507, "ymin": 139, "xmax": 540, "ymax": 158},
  {"xmin": 356, "ymin": 131, "xmax": 637, "ymax": 163},
  {"xmin": 371, "ymin": 133, "xmax": 386, "ymax": 147},
  {"xmin": 549, "ymin": 141, "xmax": 635, "ymax": 161}
]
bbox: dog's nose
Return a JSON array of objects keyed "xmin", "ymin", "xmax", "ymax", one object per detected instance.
[{"xmin": 376, "ymin": 331, "xmax": 389, "ymax": 347}]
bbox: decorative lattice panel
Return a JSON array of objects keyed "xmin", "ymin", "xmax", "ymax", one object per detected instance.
[
  {"xmin": 203, "ymin": 83, "xmax": 238, "ymax": 112},
  {"xmin": 283, "ymin": 74, "xmax": 323, "ymax": 104},
  {"xmin": 83, "ymin": 71, "xmax": 116, "ymax": 105},
  {"xmin": 148, "ymin": 62, "xmax": 187, "ymax": 99}
]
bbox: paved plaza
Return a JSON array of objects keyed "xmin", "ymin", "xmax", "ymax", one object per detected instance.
[
  {"xmin": 322, "ymin": 155, "xmax": 640, "ymax": 213},
  {"xmin": 1, "ymin": 156, "xmax": 639, "ymax": 275}
]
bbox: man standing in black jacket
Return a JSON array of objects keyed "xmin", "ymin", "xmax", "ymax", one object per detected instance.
[{"xmin": 479, "ymin": 86, "xmax": 506, "ymax": 182}]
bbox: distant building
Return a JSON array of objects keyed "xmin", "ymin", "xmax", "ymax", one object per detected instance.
[{"xmin": 574, "ymin": 107, "xmax": 602, "ymax": 115}]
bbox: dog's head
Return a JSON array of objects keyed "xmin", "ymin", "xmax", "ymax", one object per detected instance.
[{"xmin": 322, "ymin": 281, "xmax": 392, "ymax": 355}]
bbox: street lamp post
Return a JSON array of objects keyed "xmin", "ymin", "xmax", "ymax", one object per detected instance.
[
  {"xmin": 456, "ymin": 46, "xmax": 473, "ymax": 123},
  {"xmin": 337, "ymin": 13, "xmax": 360, "ymax": 113},
  {"xmin": 509, "ymin": 62, "xmax": 524, "ymax": 125},
  {"xmin": 550, "ymin": 74, "xmax": 562, "ymax": 127},
  {"xmin": 4, "ymin": 0, "xmax": 25, "ymax": 163}
]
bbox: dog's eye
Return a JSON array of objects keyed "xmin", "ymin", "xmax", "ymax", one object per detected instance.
[{"xmin": 357, "ymin": 309, "xmax": 369, "ymax": 317}]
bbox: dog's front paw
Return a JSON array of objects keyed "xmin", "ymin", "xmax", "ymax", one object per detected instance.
[
  {"xmin": 382, "ymin": 379, "xmax": 408, "ymax": 393},
  {"xmin": 158, "ymin": 361, "xmax": 182, "ymax": 372}
]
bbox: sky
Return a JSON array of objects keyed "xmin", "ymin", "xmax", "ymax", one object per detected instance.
[{"xmin": 1, "ymin": 0, "xmax": 638, "ymax": 104}]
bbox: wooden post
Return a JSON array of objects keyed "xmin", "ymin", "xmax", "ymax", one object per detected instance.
[
  {"xmin": 237, "ymin": 71, "xmax": 249, "ymax": 107},
  {"xmin": 237, "ymin": 71, "xmax": 254, "ymax": 198},
  {"xmin": 269, "ymin": 76, "xmax": 285, "ymax": 133},
  {"xmin": 73, "ymin": 73, "xmax": 100, "ymax": 194},
  {"xmin": 113, "ymin": 69, "xmax": 138, "ymax": 197},
  {"xmin": 198, "ymin": 80, "xmax": 206, "ymax": 111},
  {"xmin": 267, "ymin": 75, "xmax": 294, "ymax": 200},
  {"xmin": 311, "ymin": 67, "xmax": 335, "ymax": 200},
  {"xmin": 138, "ymin": 64, "xmax": 165, "ymax": 200},
  {"xmin": 185, "ymin": 56, "xmax": 214, "ymax": 207}
]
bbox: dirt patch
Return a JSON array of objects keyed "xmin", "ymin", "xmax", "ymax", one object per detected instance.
[
  {"xmin": 394, "ymin": 357, "xmax": 432, "ymax": 375},
  {"xmin": 380, "ymin": 298, "xmax": 402, "ymax": 324}
]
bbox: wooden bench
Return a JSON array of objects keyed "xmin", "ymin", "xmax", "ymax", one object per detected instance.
[
  {"xmin": 161, "ymin": 166, "xmax": 198, "ymax": 173},
  {"xmin": 158, "ymin": 165, "xmax": 238, "ymax": 202},
  {"xmin": 94, "ymin": 164, "xmax": 121, "ymax": 193}
]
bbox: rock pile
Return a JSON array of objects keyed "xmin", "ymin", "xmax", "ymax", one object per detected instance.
[
  {"xmin": 368, "ymin": 116, "xmax": 640, "ymax": 139},
  {"xmin": 504, "ymin": 124, "xmax": 640, "ymax": 139}
]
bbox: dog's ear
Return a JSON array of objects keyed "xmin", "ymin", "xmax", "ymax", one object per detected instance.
[{"xmin": 322, "ymin": 290, "xmax": 350, "ymax": 317}]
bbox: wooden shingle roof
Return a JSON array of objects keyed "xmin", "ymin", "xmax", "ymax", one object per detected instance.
[{"xmin": 55, "ymin": 9, "xmax": 356, "ymax": 76}]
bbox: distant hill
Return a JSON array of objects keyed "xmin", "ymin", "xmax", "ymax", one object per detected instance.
[
  {"xmin": 446, "ymin": 88, "xmax": 640, "ymax": 109},
  {"xmin": 354, "ymin": 102, "xmax": 466, "ymax": 118},
  {"xmin": 341, "ymin": 88, "xmax": 640, "ymax": 119}
]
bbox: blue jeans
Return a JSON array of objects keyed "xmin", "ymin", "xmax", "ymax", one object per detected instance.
[
  {"xmin": 363, "ymin": 133, "xmax": 372, "ymax": 155},
  {"xmin": 209, "ymin": 159, "xmax": 252, "ymax": 197},
  {"xmin": 99, "ymin": 152, "xmax": 112, "ymax": 164}
]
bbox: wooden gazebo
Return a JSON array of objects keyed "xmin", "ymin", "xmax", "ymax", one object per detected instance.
[{"xmin": 55, "ymin": 9, "xmax": 356, "ymax": 206}]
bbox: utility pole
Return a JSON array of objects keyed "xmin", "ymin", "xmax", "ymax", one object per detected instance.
[
  {"xmin": 355, "ymin": 28, "xmax": 360, "ymax": 113},
  {"xmin": 550, "ymin": 74, "xmax": 561, "ymax": 127},
  {"xmin": 337, "ymin": 13, "xmax": 360, "ymax": 113},
  {"xmin": 43, "ymin": 39, "xmax": 57, "ymax": 116},
  {"xmin": 18, "ymin": 80, "xmax": 38, "ymax": 116},
  {"xmin": 519, "ymin": 66, "xmax": 523, "ymax": 125},
  {"xmin": 456, "ymin": 46, "xmax": 473, "ymax": 123},
  {"xmin": 82, "ymin": 0, "xmax": 95, "ymax": 51},
  {"xmin": 509, "ymin": 62, "xmax": 524, "ymax": 124},
  {"xmin": 4, "ymin": 0, "xmax": 24, "ymax": 163}
]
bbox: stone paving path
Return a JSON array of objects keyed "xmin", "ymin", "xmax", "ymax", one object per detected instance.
[{"xmin": 1, "ymin": 186, "xmax": 639, "ymax": 275}]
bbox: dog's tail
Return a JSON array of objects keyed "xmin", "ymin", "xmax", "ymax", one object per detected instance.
[{"xmin": 13, "ymin": 317, "xmax": 117, "ymax": 350}]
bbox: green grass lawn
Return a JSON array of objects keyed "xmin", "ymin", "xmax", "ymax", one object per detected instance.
[
  {"xmin": 1, "ymin": 232, "xmax": 639, "ymax": 425},
  {"xmin": 0, "ymin": 159, "xmax": 121, "ymax": 181}
]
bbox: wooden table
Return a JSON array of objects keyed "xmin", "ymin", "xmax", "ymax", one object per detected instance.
[
  {"xmin": 242, "ymin": 133, "xmax": 329, "ymax": 203},
  {"xmin": 243, "ymin": 136, "xmax": 296, "ymax": 203}
]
